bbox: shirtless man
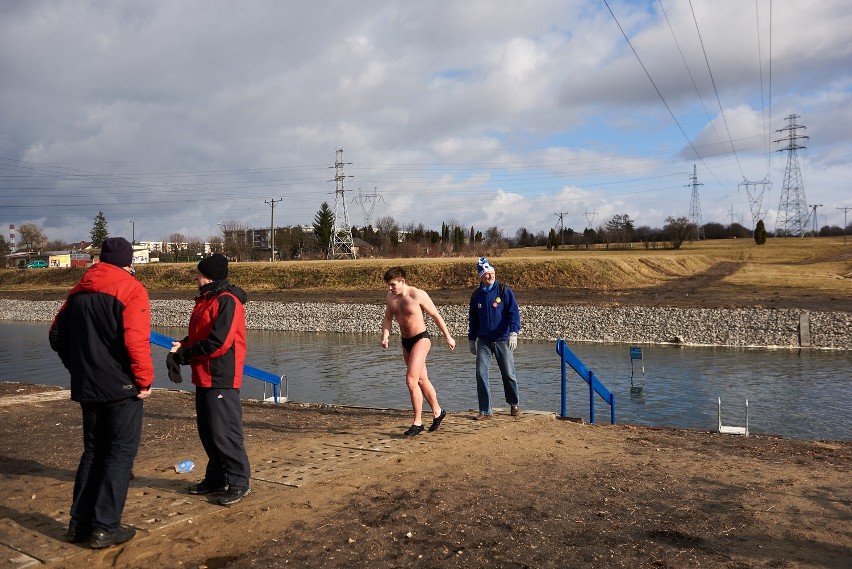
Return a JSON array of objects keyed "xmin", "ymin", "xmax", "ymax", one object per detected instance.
[{"xmin": 381, "ymin": 266, "xmax": 456, "ymax": 436}]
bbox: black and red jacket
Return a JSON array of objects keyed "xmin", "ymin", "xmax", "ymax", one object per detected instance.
[
  {"xmin": 176, "ymin": 280, "xmax": 247, "ymax": 389},
  {"xmin": 49, "ymin": 262, "xmax": 154, "ymax": 402}
]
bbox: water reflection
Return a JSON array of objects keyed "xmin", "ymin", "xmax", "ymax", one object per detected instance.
[{"xmin": 1, "ymin": 322, "xmax": 849, "ymax": 440}]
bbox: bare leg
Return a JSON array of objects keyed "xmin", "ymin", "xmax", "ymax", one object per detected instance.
[{"xmin": 402, "ymin": 339, "xmax": 440, "ymax": 424}]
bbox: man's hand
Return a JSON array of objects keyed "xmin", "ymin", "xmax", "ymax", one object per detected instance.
[
  {"xmin": 137, "ymin": 388, "xmax": 152, "ymax": 400},
  {"xmin": 468, "ymin": 339, "xmax": 476, "ymax": 355},
  {"xmin": 381, "ymin": 336, "xmax": 389, "ymax": 349},
  {"xmin": 446, "ymin": 336, "xmax": 456, "ymax": 351},
  {"xmin": 508, "ymin": 332, "xmax": 518, "ymax": 351}
]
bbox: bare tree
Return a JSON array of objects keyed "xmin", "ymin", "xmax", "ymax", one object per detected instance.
[
  {"xmin": 208, "ymin": 235, "xmax": 224, "ymax": 254},
  {"xmin": 186, "ymin": 236, "xmax": 205, "ymax": 260},
  {"xmin": 168, "ymin": 232, "xmax": 187, "ymax": 261},
  {"xmin": 17, "ymin": 224, "xmax": 47, "ymax": 252},
  {"xmin": 663, "ymin": 217, "xmax": 695, "ymax": 250},
  {"xmin": 220, "ymin": 220, "xmax": 251, "ymax": 261}
]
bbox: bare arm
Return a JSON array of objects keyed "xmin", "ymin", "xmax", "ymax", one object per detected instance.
[
  {"xmin": 418, "ymin": 290, "xmax": 456, "ymax": 351},
  {"xmin": 381, "ymin": 304, "xmax": 393, "ymax": 349}
]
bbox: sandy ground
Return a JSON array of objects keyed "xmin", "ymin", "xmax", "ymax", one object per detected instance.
[{"xmin": 0, "ymin": 382, "xmax": 849, "ymax": 569}]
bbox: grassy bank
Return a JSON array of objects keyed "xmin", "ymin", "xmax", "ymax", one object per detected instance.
[{"xmin": 1, "ymin": 237, "xmax": 849, "ymax": 297}]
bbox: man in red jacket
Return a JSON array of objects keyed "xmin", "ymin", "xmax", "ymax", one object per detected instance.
[
  {"xmin": 170, "ymin": 254, "xmax": 251, "ymax": 506},
  {"xmin": 49, "ymin": 237, "xmax": 153, "ymax": 549}
]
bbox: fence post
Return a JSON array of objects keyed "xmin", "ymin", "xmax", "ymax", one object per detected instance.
[
  {"xmin": 559, "ymin": 340, "xmax": 568, "ymax": 418},
  {"xmin": 588, "ymin": 370, "xmax": 595, "ymax": 424}
]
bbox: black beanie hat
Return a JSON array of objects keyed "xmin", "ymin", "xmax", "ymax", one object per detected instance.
[
  {"xmin": 100, "ymin": 237, "xmax": 133, "ymax": 267},
  {"xmin": 198, "ymin": 254, "xmax": 228, "ymax": 281}
]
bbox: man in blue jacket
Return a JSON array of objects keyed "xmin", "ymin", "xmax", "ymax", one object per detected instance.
[{"xmin": 468, "ymin": 257, "xmax": 521, "ymax": 420}]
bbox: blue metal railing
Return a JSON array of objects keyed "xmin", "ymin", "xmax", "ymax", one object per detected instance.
[
  {"xmin": 556, "ymin": 339, "xmax": 615, "ymax": 424},
  {"xmin": 150, "ymin": 331, "xmax": 286, "ymax": 403}
]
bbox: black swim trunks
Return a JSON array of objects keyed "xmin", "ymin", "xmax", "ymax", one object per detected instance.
[{"xmin": 401, "ymin": 330, "xmax": 431, "ymax": 352}]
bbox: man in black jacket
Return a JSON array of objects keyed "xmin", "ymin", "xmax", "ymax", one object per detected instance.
[{"xmin": 49, "ymin": 237, "xmax": 154, "ymax": 548}]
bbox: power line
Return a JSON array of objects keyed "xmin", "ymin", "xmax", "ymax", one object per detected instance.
[
  {"xmin": 687, "ymin": 0, "xmax": 745, "ymax": 179},
  {"xmin": 603, "ymin": 0, "xmax": 725, "ymax": 190}
]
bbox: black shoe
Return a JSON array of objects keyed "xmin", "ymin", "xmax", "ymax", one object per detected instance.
[
  {"xmin": 188, "ymin": 480, "xmax": 227, "ymax": 495},
  {"xmin": 428, "ymin": 410, "xmax": 447, "ymax": 432},
  {"xmin": 403, "ymin": 424, "xmax": 424, "ymax": 436},
  {"xmin": 89, "ymin": 525, "xmax": 136, "ymax": 549},
  {"xmin": 65, "ymin": 522, "xmax": 91, "ymax": 543},
  {"xmin": 218, "ymin": 486, "xmax": 251, "ymax": 506}
]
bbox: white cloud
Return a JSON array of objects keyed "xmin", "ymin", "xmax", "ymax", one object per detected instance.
[{"xmin": 1, "ymin": 0, "xmax": 850, "ymax": 245}]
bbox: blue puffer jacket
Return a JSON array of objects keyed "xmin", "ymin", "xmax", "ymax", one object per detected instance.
[{"xmin": 468, "ymin": 281, "xmax": 521, "ymax": 342}]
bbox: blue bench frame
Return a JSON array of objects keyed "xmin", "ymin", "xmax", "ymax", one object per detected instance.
[
  {"xmin": 150, "ymin": 331, "xmax": 285, "ymax": 403},
  {"xmin": 556, "ymin": 339, "xmax": 615, "ymax": 424}
]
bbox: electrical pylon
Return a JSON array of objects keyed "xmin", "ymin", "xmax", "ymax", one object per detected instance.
[
  {"xmin": 583, "ymin": 210, "xmax": 597, "ymax": 230},
  {"xmin": 774, "ymin": 114, "xmax": 809, "ymax": 237},
  {"xmin": 329, "ymin": 147, "xmax": 357, "ymax": 259},
  {"xmin": 739, "ymin": 177, "xmax": 772, "ymax": 230},
  {"xmin": 353, "ymin": 187, "xmax": 384, "ymax": 227},
  {"xmin": 687, "ymin": 164, "xmax": 705, "ymax": 240}
]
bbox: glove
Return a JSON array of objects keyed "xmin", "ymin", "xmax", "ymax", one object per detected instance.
[
  {"xmin": 166, "ymin": 352, "xmax": 183, "ymax": 383},
  {"xmin": 468, "ymin": 340, "xmax": 477, "ymax": 355},
  {"xmin": 508, "ymin": 332, "xmax": 518, "ymax": 351}
]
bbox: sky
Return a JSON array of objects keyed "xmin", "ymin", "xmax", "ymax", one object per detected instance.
[{"xmin": 2, "ymin": 0, "xmax": 851, "ymax": 247}]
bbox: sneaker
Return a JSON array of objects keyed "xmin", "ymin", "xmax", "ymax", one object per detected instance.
[
  {"xmin": 428, "ymin": 410, "xmax": 447, "ymax": 432},
  {"xmin": 475, "ymin": 413, "xmax": 492, "ymax": 421},
  {"xmin": 188, "ymin": 480, "xmax": 227, "ymax": 495},
  {"xmin": 89, "ymin": 525, "xmax": 136, "ymax": 549},
  {"xmin": 510, "ymin": 406, "xmax": 522, "ymax": 417},
  {"xmin": 218, "ymin": 486, "xmax": 251, "ymax": 506},
  {"xmin": 65, "ymin": 522, "xmax": 91, "ymax": 543},
  {"xmin": 403, "ymin": 424, "xmax": 424, "ymax": 436}
]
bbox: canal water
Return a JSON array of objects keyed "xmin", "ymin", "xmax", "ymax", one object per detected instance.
[{"xmin": 2, "ymin": 322, "xmax": 849, "ymax": 440}]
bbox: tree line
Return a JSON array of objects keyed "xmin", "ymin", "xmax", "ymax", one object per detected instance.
[{"xmin": 2, "ymin": 206, "xmax": 850, "ymax": 264}]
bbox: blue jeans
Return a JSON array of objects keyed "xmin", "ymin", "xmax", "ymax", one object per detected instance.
[
  {"xmin": 71, "ymin": 397, "xmax": 143, "ymax": 531},
  {"xmin": 475, "ymin": 339, "xmax": 519, "ymax": 415}
]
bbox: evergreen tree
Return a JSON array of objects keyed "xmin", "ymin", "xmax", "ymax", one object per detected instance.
[
  {"xmin": 548, "ymin": 228, "xmax": 558, "ymax": 250},
  {"xmin": 90, "ymin": 211, "xmax": 109, "ymax": 248},
  {"xmin": 754, "ymin": 219, "xmax": 768, "ymax": 245},
  {"xmin": 312, "ymin": 202, "xmax": 335, "ymax": 257}
]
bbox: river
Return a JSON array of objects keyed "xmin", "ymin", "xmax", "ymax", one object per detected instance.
[{"xmin": 2, "ymin": 322, "xmax": 849, "ymax": 440}]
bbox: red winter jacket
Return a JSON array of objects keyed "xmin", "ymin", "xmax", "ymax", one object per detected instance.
[
  {"xmin": 178, "ymin": 280, "xmax": 247, "ymax": 389},
  {"xmin": 49, "ymin": 262, "xmax": 154, "ymax": 402}
]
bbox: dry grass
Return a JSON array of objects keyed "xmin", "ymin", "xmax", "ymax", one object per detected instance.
[{"xmin": 1, "ymin": 237, "xmax": 849, "ymax": 297}]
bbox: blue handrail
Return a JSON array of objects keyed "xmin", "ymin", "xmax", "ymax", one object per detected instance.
[
  {"xmin": 555, "ymin": 339, "xmax": 615, "ymax": 424},
  {"xmin": 150, "ymin": 331, "xmax": 284, "ymax": 403}
]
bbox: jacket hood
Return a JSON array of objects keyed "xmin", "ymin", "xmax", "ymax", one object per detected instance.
[
  {"xmin": 199, "ymin": 279, "xmax": 248, "ymax": 304},
  {"xmin": 73, "ymin": 261, "xmax": 133, "ymax": 294}
]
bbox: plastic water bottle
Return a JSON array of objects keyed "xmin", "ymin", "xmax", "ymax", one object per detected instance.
[{"xmin": 175, "ymin": 460, "xmax": 195, "ymax": 473}]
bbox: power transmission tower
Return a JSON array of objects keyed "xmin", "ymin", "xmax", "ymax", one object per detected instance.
[
  {"xmin": 329, "ymin": 147, "xmax": 357, "ymax": 259},
  {"xmin": 554, "ymin": 212, "xmax": 569, "ymax": 246},
  {"xmin": 838, "ymin": 207, "xmax": 852, "ymax": 245},
  {"xmin": 774, "ymin": 114, "xmax": 809, "ymax": 237},
  {"xmin": 808, "ymin": 204, "xmax": 823, "ymax": 235},
  {"xmin": 264, "ymin": 198, "xmax": 282, "ymax": 261},
  {"xmin": 583, "ymin": 210, "xmax": 597, "ymax": 230},
  {"xmin": 739, "ymin": 176, "xmax": 772, "ymax": 230},
  {"xmin": 686, "ymin": 164, "xmax": 705, "ymax": 240},
  {"xmin": 352, "ymin": 187, "xmax": 384, "ymax": 227}
]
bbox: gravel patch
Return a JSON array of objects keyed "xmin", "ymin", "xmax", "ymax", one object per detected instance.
[{"xmin": 2, "ymin": 299, "xmax": 848, "ymax": 350}]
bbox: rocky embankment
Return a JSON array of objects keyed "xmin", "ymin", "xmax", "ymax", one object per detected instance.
[{"xmin": 2, "ymin": 299, "xmax": 850, "ymax": 350}]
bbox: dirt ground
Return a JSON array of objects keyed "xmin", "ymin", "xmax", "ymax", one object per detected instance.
[{"xmin": 0, "ymin": 382, "xmax": 849, "ymax": 569}]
